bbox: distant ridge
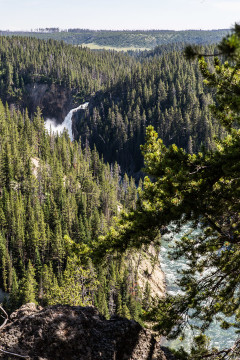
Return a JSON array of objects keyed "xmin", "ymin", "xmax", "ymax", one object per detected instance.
[{"xmin": 0, "ymin": 28, "xmax": 230, "ymax": 50}]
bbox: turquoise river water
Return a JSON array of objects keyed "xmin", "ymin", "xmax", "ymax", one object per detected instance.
[{"xmin": 160, "ymin": 224, "xmax": 237, "ymax": 352}]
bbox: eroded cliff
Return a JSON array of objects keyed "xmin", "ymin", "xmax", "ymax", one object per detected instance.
[{"xmin": 23, "ymin": 84, "xmax": 74, "ymax": 123}]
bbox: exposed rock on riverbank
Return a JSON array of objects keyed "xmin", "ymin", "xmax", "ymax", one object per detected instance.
[{"xmin": 131, "ymin": 245, "xmax": 166, "ymax": 300}]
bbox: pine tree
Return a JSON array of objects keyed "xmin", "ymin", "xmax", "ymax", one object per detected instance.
[
  {"xmin": 21, "ymin": 261, "xmax": 38, "ymax": 304},
  {"xmin": 8, "ymin": 268, "xmax": 20, "ymax": 311},
  {"xmin": 95, "ymin": 24, "xmax": 240, "ymax": 358}
]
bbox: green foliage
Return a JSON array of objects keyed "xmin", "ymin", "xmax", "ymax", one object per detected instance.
[
  {"xmin": 0, "ymin": 34, "xmax": 224, "ymax": 175},
  {"xmin": 0, "ymin": 35, "xmax": 134, "ymax": 105},
  {"xmin": 0, "ymin": 99, "xmax": 142, "ymax": 322},
  {"xmin": 20, "ymin": 261, "xmax": 38, "ymax": 304},
  {"xmin": 76, "ymin": 44, "xmax": 221, "ymax": 173},
  {"xmin": 0, "ymin": 29, "xmax": 229, "ymax": 49},
  {"xmin": 47, "ymin": 256, "xmax": 98, "ymax": 306},
  {"xmin": 94, "ymin": 24, "xmax": 240, "ymax": 358},
  {"xmin": 1, "ymin": 25, "xmax": 238, "ymax": 355}
]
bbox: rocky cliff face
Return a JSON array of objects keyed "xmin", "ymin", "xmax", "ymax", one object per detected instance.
[
  {"xmin": 7, "ymin": 83, "xmax": 74, "ymax": 123},
  {"xmin": 23, "ymin": 84, "xmax": 74, "ymax": 123},
  {"xmin": 0, "ymin": 303, "xmax": 174, "ymax": 360},
  {"xmin": 131, "ymin": 245, "xmax": 166, "ymax": 299}
]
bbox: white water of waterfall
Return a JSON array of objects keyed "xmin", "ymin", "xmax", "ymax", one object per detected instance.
[
  {"xmin": 45, "ymin": 102, "xmax": 89, "ymax": 141},
  {"xmin": 160, "ymin": 223, "xmax": 237, "ymax": 352}
]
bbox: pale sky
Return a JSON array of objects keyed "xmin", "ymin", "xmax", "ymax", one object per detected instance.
[{"xmin": 0, "ymin": 0, "xmax": 239, "ymax": 31}]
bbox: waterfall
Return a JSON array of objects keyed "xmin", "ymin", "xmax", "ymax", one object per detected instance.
[{"xmin": 45, "ymin": 102, "xmax": 89, "ymax": 141}]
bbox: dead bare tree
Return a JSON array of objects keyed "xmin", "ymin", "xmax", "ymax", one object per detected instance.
[{"xmin": 0, "ymin": 305, "xmax": 29, "ymax": 359}]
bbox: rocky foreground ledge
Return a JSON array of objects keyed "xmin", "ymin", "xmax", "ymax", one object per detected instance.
[{"xmin": 0, "ymin": 303, "xmax": 175, "ymax": 360}]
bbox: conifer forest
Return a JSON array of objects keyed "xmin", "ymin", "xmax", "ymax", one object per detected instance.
[{"xmin": 0, "ymin": 25, "xmax": 240, "ymax": 359}]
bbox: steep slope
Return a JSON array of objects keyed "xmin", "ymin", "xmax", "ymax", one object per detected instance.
[
  {"xmin": 0, "ymin": 36, "xmax": 134, "ymax": 121},
  {"xmin": 0, "ymin": 100, "xmax": 150, "ymax": 322},
  {"xmin": 74, "ymin": 47, "xmax": 223, "ymax": 174},
  {"xmin": 0, "ymin": 36, "xmax": 224, "ymax": 176}
]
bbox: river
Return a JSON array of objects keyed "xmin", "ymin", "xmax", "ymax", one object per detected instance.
[
  {"xmin": 44, "ymin": 103, "xmax": 237, "ymax": 351},
  {"xmin": 160, "ymin": 224, "xmax": 237, "ymax": 352}
]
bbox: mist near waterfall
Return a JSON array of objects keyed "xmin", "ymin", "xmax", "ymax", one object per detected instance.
[
  {"xmin": 45, "ymin": 118, "xmax": 71, "ymax": 139},
  {"xmin": 45, "ymin": 102, "xmax": 89, "ymax": 141}
]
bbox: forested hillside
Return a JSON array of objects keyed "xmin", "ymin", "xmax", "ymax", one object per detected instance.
[
  {"xmin": 0, "ymin": 28, "xmax": 229, "ymax": 49},
  {"xmin": 0, "ymin": 17, "xmax": 239, "ymax": 358},
  {"xmin": 0, "ymin": 36, "xmax": 134, "ymax": 107},
  {"xmin": 0, "ymin": 100, "xmax": 149, "ymax": 321},
  {"xmin": 0, "ymin": 33, "xmax": 227, "ymax": 327},
  {"xmin": 0, "ymin": 35, "xmax": 225, "ymax": 174},
  {"xmin": 93, "ymin": 24, "xmax": 240, "ymax": 358},
  {"xmin": 75, "ymin": 46, "xmax": 223, "ymax": 174}
]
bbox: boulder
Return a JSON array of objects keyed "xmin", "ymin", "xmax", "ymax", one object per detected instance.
[{"xmin": 0, "ymin": 303, "xmax": 175, "ymax": 360}]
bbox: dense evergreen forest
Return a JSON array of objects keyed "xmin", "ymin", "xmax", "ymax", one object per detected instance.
[
  {"xmin": 93, "ymin": 25, "xmax": 240, "ymax": 358},
  {"xmin": 0, "ymin": 100, "xmax": 149, "ymax": 321},
  {"xmin": 0, "ymin": 28, "xmax": 229, "ymax": 49},
  {"xmin": 0, "ymin": 29, "xmax": 236, "ymax": 358},
  {"xmin": 76, "ymin": 45, "xmax": 223, "ymax": 174},
  {"xmin": 0, "ymin": 36, "xmax": 226, "ymax": 317},
  {"xmin": 0, "ymin": 36, "xmax": 135, "ymax": 106},
  {"xmin": 0, "ymin": 35, "xmax": 225, "ymax": 175}
]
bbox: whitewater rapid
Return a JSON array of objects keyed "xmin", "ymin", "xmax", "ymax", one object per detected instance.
[
  {"xmin": 160, "ymin": 224, "xmax": 237, "ymax": 351},
  {"xmin": 45, "ymin": 102, "xmax": 89, "ymax": 141}
]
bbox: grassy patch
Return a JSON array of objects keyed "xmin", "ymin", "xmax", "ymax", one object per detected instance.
[{"xmin": 80, "ymin": 43, "xmax": 151, "ymax": 51}]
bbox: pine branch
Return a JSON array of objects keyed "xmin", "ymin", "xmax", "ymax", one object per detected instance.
[{"xmin": 201, "ymin": 338, "xmax": 240, "ymax": 359}]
